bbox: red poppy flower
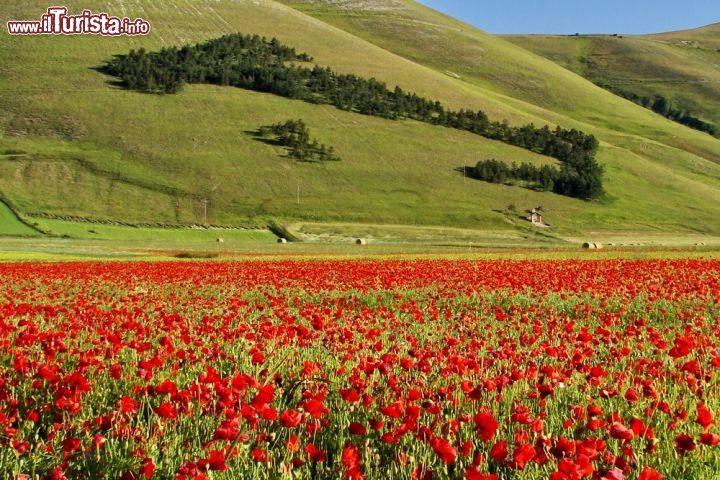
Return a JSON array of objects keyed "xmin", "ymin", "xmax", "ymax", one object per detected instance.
[
  {"xmin": 380, "ymin": 402, "xmax": 403, "ymax": 419},
  {"xmin": 251, "ymin": 448, "xmax": 269, "ymax": 463},
  {"xmin": 154, "ymin": 402, "xmax": 177, "ymax": 419},
  {"xmin": 473, "ymin": 412, "xmax": 498, "ymax": 443},
  {"xmin": 154, "ymin": 379, "xmax": 178, "ymax": 396},
  {"xmin": 668, "ymin": 337, "xmax": 692, "ymax": 358},
  {"xmin": 213, "ymin": 419, "xmax": 239, "ymax": 441},
  {"xmin": 48, "ymin": 467, "xmax": 68, "ymax": 480},
  {"xmin": 695, "ymin": 404, "xmax": 714, "ymax": 430},
  {"xmin": 302, "ymin": 399, "xmax": 328, "ymax": 419},
  {"xmin": 700, "ymin": 432, "xmax": 720, "ymax": 446},
  {"xmin": 674, "ymin": 433, "xmax": 696, "ymax": 455},
  {"xmin": 61, "ymin": 437, "xmax": 81, "ymax": 453},
  {"xmin": 306, "ymin": 443, "xmax": 326, "ymax": 462},
  {"xmin": 460, "ymin": 440, "xmax": 473, "ymax": 457},
  {"xmin": 553, "ymin": 456, "xmax": 594, "ymax": 478},
  {"xmin": 512, "ymin": 443, "xmax": 536, "ymax": 470},
  {"xmin": 345, "ymin": 467, "xmax": 365, "ymax": 479},
  {"xmin": 430, "ymin": 437, "xmax": 457, "ymax": 464},
  {"xmin": 341, "ymin": 443, "xmax": 361, "ymax": 470},
  {"xmin": 252, "ymin": 384, "xmax": 274, "ymax": 407},
  {"xmin": 256, "ymin": 405, "xmax": 277, "ymax": 421},
  {"xmin": 280, "ymin": 409, "xmax": 303, "ymax": 428},
  {"xmin": 369, "ymin": 419, "xmax": 384, "ymax": 431},
  {"xmin": 587, "ymin": 404, "xmax": 603, "ymax": 417},
  {"xmin": 118, "ymin": 395, "xmax": 140, "ymax": 414},
  {"xmin": 637, "ymin": 466, "xmax": 664, "ymax": 480},
  {"xmin": 609, "ymin": 422, "xmax": 634, "ymax": 441},
  {"xmin": 207, "ymin": 449, "xmax": 229, "ymax": 470},
  {"xmin": 140, "ymin": 458, "xmax": 155, "ymax": 479},
  {"xmin": 550, "ymin": 436, "xmax": 575, "ymax": 459},
  {"xmin": 12, "ymin": 440, "xmax": 30, "ymax": 454},
  {"xmin": 381, "ymin": 432, "xmax": 399, "ymax": 444},
  {"xmin": 339, "ymin": 388, "xmax": 361, "ymax": 403},
  {"xmin": 349, "ymin": 421, "xmax": 367, "ymax": 436},
  {"xmin": 464, "ymin": 467, "xmax": 499, "ymax": 480},
  {"xmin": 624, "ymin": 388, "xmax": 640, "ymax": 403},
  {"xmin": 490, "ymin": 440, "xmax": 508, "ymax": 464}
]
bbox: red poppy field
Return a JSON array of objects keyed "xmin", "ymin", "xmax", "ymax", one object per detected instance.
[{"xmin": 1, "ymin": 258, "xmax": 719, "ymax": 479}]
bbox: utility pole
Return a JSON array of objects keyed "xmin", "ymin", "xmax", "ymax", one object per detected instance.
[{"xmin": 203, "ymin": 183, "xmax": 220, "ymax": 225}]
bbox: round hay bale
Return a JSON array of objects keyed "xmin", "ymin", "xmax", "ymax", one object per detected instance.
[
  {"xmin": 355, "ymin": 238, "xmax": 367, "ymax": 245},
  {"xmin": 216, "ymin": 238, "xmax": 225, "ymax": 243},
  {"xmin": 277, "ymin": 238, "xmax": 288, "ymax": 244},
  {"xmin": 582, "ymin": 242, "xmax": 595, "ymax": 249},
  {"xmin": 593, "ymin": 242, "xmax": 603, "ymax": 249}
]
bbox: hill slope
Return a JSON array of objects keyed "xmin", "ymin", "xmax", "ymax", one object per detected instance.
[
  {"xmin": 505, "ymin": 24, "xmax": 720, "ymax": 142},
  {"xmin": 1, "ymin": 0, "xmax": 720, "ymax": 241}
]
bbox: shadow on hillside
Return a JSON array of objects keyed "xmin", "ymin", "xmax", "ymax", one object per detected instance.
[
  {"xmin": 492, "ymin": 208, "xmax": 534, "ymax": 222},
  {"xmin": 244, "ymin": 129, "xmax": 313, "ymax": 161},
  {"xmin": 91, "ymin": 62, "xmax": 172, "ymax": 93},
  {"xmin": 457, "ymin": 165, "xmax": 560, "ymax": 196},
  {"xmin": 244, "ymin": 129, "xmax": 287, "ymax": 148},
  {"xmin": 454, "ymin": 166, "xmax": 475, "ymax": 179},
  {"xmin": 91, "ymin": 61, "xmax": 129, "ymax": 90}
]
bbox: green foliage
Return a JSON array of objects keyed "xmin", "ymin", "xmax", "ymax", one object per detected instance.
[
  {"xmin": 102, "ymin": 33, "xmax": 602, "ymax": 197},
  {"xmin": 473, "ymin": 137, "xmax": 604, "ymax": 201},
  {"xmin": 102, "ymin": 33, "xmax": 310, "ymax": 94},
  {"xmin": 257, "ymin": 119, "xmax": 340, "ymax": 162},
  {"xmin": 474, "ymin": 159, "xmax": 510, "ymax": 184},
  {"xmin": 597, "ymin": 83, "xmax": 717, "ymax": 136},
  {"xmin": 474, "ymin": 160, "xmax": 559, "ymax": 192}
]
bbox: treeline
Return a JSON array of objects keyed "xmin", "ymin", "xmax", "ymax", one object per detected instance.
[
  {"xmin": 597, "ymin": 82, "xmax": 716, "ymax": 136},
  {"xmin": 102, "ymin": 33, "xmax": 311, "ymax": 94},
  {"xmin": 103, "ymin": 33, "xmax": 603, "ymax": 199},
  {"xmin": 258, "ymin": 119, "xmax": 339, "ymax": 162},
  {"xmin": 473, "ymin": 158, "xmax": 603, "ymax": 200}
]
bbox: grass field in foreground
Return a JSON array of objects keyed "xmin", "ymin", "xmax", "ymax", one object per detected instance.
[
  {"xmin": 1, "ymin": 226, "xmax": 719, "ymax": 262},
  {"xmin": 27, "ymin": 218, "xmax": 276, "ymax": 243}
]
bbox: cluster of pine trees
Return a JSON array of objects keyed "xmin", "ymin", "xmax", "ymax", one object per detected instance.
[
  {"xmin": 102, "ymin": 33, "xmax": 311, "ymax": 94},
  {"xmin": 597, "ymin": 82, "xmax": 716, "ymax": 136},
  {"xmin": 258, "ymin": 119, "xmax": 339, "ymax": 162},
  {"xmin": 473, "ymin": 158, "xmax": 603, "ymax": 199},
  {"xmin": 103, "ymin": 33, "xmax": 603, "ymax": 199}
]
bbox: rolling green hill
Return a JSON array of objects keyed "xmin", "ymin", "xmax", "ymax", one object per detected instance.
[
  {"xmin": 1, "ymin": 0, "xmax": 720, "ymax": 244},
  {"xmin": 505, "ymin": 24, "xmax": 720, "ymax": 141}
]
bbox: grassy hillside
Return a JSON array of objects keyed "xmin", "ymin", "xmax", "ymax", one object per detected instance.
[
  {"xmin": 1, "ymin": 0, "xmax": 720, "ymax": 243},
  {"xmin": 505, "ymin": 24, "xmax": 720, "ymax": 140},
  {"xmin": 0, "ymin": 198, "xmax": 41, "ymax": 237},
  {"xmin": 279, "ymin": 1, "xmax": 720, "ymax": 160}
]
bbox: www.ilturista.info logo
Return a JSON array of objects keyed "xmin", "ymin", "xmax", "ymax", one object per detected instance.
[{"xmin": 7, "ymin": 6, "xmax": 150, "ymax": 36}]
